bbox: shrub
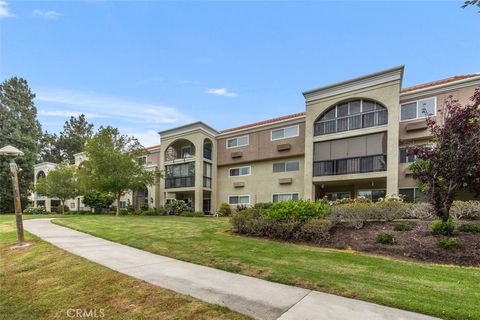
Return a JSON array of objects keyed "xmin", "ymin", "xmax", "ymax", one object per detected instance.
[
  {"xmin": 451, "ymin": 200, "xmax": 480, "ymax": 220},
  {"xmin": 217, "ymin": 203, "xmax": 232, "ymax": 217},
  {"xmin": 263, "ymin": 200, "xmax": 330, "ymax": 222},
  {"xmin": 126, "ymin": 204, "xmax": 135, "ymax": 213},
  {"xmin": 119, "ymin": 209, "xmax": 130, "ymax": 215},
  {"xmin": 296, "ymin": 219, "xmax": 332, "ymax": 243},
  {"xmin": 140, "ymin": 203, "xmax": 150, "ymax": 212},
  {"xmin": 393, "ymin": 223, "xmax": 413, "ymax": 231},
  {"xmin": 180, "ymin": 211, "xmax": 205, "ymax": 217},
  {"xmin": 141, "ymin": 207, "xmax": 166, "ymax": 216},
  {"xmin": 235, "ymin": 204, "xmax": 248, "ymax": 212},
  {"xmin": 231, "ymin": 208, "xmax": 266, "ymax": 236},
  {"xmin": 23, "ymin": 207, "xmax": 48, "ymax": 214},
  {"xmin": 375, "ymin": 232, "xmax": 395, "ymax": 245},
  {"xmin": 254, "ymin": 202, "xmax": 273, "ymax": 210},
  {"xmin": 437, "ymin": 237, "xmax": 463, "ymax": 249},
  {"xmin": 431, "ymin": 218, "xmax": 455, "ymax": 236},
  {"xmin": 329, "ymin": 202, "xmax": 372, "ymax": 229},
  {"xmin": 458, "ymin": 223, "xmax": 480, "ymax": 233},
  {"xmin": 164, "ymin": 199, "xmax": 189, "ymax": 216}
]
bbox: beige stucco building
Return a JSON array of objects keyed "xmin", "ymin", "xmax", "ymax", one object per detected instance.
[{"xmin": 33, "ymin": 66, "xmax": 480, "ymax": 213}]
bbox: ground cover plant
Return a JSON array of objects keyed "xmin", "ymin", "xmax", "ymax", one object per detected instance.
[
  {"xmin": 55, "ymin": 215, "xmax": 480, "ymax": 320},
  {"xmin": 0, "ymin": 215, "xmax": 247, "ymax": 320}
]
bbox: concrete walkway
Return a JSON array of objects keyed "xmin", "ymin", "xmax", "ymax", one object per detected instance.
[{"xmin": 24, "ymin": 219, "xmax": 438, "ymax": 320}]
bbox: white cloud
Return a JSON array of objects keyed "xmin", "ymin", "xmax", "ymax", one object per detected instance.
[
  {"xmin": 205, "ymin": 88, "xmax": 238, "ymax": 97},
  {"xmin": 38, "ymin": 109, "xmax": 103, "ymax": 119},
  {"xmin": 33, "ymin": 9, "xmax": 62, "ymax": 20},
  {"xmin": 125, "ymin": 130, "xmax": 160, "ymax": 147},
  {"xmin": 0, "ymin": 0, "xmax": 14, "ymax": 18},
  {"xmin": 35, "ymin": 87, "xmax": 194, "ymax": 125}
]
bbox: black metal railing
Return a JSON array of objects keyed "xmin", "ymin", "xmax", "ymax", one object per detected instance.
[
  {"xmin": 165, "ymin": 176, "xmax": 195, "ymax": 188},
  {"xmin": 314, "ymin": 109, "xmax": 387, "ymax": 136},
  {"xmin": 203, "ymin": 176, "xmax": 212, "ymax": 188},
  {"xmin": 313, "ymin": 154, "xmax": 387, "ymax": 176}
]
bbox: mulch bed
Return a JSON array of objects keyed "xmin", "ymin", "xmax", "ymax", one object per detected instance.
[{"xmin": 322, "ymin": 220, "xmax": 480, "ymax": 267}]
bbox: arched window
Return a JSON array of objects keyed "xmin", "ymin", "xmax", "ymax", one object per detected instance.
[
  {"xmin": 36, "ymin": 171, "xmax": 46, "ymax": 180},
  {"xmin": 164, "ymin": 139, "xmax": 196, "ymax": 161},
  {"xmin": 203, "ymin": 138, "xmax": 213, "ymax": 160},
  {"xmin": 314, "ymin": 99, "xmax": 387, "ymax": 136}
]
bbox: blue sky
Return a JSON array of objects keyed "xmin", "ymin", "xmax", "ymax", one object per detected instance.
[{"xmin": 1, "ymin": 1, "xmax": 479, "ymax": 146}]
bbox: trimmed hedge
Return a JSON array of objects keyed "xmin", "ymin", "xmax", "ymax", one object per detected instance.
[{"xmin": 262, "ymin": 200, "xmax": 330, "ymax": 222}]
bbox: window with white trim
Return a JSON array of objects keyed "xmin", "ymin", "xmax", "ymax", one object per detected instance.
[
  {"xmin": 273, "ymin": 160, "xmax": 300, "ymax": 172},
  {"xmin": 272, "ymin": 193, "xmax": 299, "ymax": 202},
  {"xmin": 271, "ymin": 125, "xmax": 299, "ymax": 141},
  {"xmin": 400, "ymin": 97, "xmax": 436, "ymax": 121},
  {"xmin": 119, "ymin": 201, "xmax": 127, "ymax": 209},
  {"xmin": 229, "ymin": 166, "xmax": 251, "ymax": 176},
  {"xmin": 70, "ymin": 202, "xmax": 76, "ymax": 209},
  {"xmin": 228, "ymin": 195, "xmax": 250, "ymax": 205},
  {"xmin": 227, "ymin": 135, "xmax": 249, "ymax": 148}
]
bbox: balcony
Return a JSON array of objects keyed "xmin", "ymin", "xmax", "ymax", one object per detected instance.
[
  {"xmin": 314, "ymin": 109, "xmax": 387, "ymax": 136},
  {"xmin": 165, "ymin": 176, "xmax": 195, "ymax": 188},
  {"xmin": 313, "ymin": 154, "xmax": 387, "ymax": 176}
]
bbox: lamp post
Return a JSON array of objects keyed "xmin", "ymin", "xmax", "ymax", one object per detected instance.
[{"xmin": 0, "ymin": 145, "xmax": 25, "ymax": 243}]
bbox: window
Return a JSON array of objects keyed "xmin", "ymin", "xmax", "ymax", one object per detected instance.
[
  {"xmin": 227, "ymin": 135, "xmax": 249, "ymax": 148},
  {"xmin": 399, "ymin": 148, "xmax": 417, "ymax": 163},
  {"xmin": 400, "ymin": 97, "xmax": 436, "ymax": 121},
  {"xmin": 272, "ymin": 193, "xmax": 299, "ymax": 202},
  {"xmin": 399, "ymin": 188, "xmax": 427, "ymax": 203},
  {"xmin": 166, "ymin": 162, "xmax": 195, "ymax": 178},
  {"xmin": 314, "ymin": 99, "xmax": 387, "ymax": 136},
  {"xmin": 70, "ymin": 202, "xmax": 76, "ymax": 209},
  {"xmin": 271, "ymin": 125, "xmax": 299, "ymax": 141},
  {"xmin": 203, "ymin": 162, "xmax": 212, "ymax": 188},
  {"xmin": 358, "ymin": 189, "xmax": 386, "ymax": 202},
  {"xmin": 325, "ymin": 192, "xmax": 351, "ymax": 201},
  {"xmin": 119, "ymin": 201, "xmax": 127, "ymax": 209},
  {"xmin": 229, "ymin": 166, "xmax": 251, "ymax": 176},
  {"xmin": 180, "ymin": 146, "xmax": 192, "ymax": 158},
  {"xmin": 228, "ymin": 195, "xmax": 250, "ymax": 205},
  {"xmin": 137, "ymin": 156, "xmax": 147, "ymax": 165},
  {"xmin": 273, "ymin": 160, "xmax": 300, "ymax": 172}
]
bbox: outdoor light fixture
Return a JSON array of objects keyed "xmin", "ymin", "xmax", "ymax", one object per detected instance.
[{"xmin": 0, "ymin": 145, "xmax": 25, "ymax": 244}]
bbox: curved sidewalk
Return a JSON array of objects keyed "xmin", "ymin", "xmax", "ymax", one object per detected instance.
[{"xmin": 24, "ymin": 219, "xmax": 438, "ymax": 320}]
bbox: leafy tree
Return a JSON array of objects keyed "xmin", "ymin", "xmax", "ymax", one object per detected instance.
[
  {"xmin": 81, "ymin": 126, "xmax": 154, "ymax": 216},
  {"xmin": 35, "ymin": 161, "xmax": 82, "ymax": 214},
  {"xmin": 82, "ymin": 190, "xmax": 114, "ymax": 213},
  {"xmin": 462, "ymin": 0, "xmax": 480, "ymax": 11},
  {"xmin": 410, "ymin": 89, "xmax": 480, "ymax": 222},
  {"xmin": 38, "ymin": 114, "xmax": 94, "ymax": 163},
  {"xmin": 0, "ymin": 77, "xmax": 42, "ymax": 213}
]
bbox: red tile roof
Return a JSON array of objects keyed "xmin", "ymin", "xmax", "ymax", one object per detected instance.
[
  {"xmin": 219, "ymin": 112, "xmax": 306, "ymax": 134},
  {"xmin": 401, "ymin": 73, "xmax": 480, "ymax": 93}
]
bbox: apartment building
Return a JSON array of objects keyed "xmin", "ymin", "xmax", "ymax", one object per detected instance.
[
  {"xmin": 33, "ymin": 145, "xmax": 161, "ymax": 212},
  {"xmin": 33, "ymin": 66, "xmax": 480, "ymax": 213},
  {"xmin": 158, "ymin": 66, "xmax": 480, "ymax": 212}
]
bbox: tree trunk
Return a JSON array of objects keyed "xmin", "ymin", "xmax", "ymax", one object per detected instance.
[
  {"xmin": 116, "ymin": 195, "xmax": 120, "ymax": 216},
  {"xmin": 61, "ymin": 200, "xmax": 65, "ymax": 215}
]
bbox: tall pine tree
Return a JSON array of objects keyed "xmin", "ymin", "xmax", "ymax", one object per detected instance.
[{"xmin": 0, "ymin": 77, "xmax": 42, "ymax": 213}]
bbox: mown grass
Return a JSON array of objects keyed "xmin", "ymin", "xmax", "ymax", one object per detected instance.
[
  {"xmin": 0, "ymin": 215, "xmax": 248, "ymax": 320},
  {"xmin": 55, "ymin": 215, "xmax": 480, "ymax": 320}
]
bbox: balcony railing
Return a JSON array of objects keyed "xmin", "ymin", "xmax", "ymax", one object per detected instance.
[
  {"xmin": 313, "ymin": 154, "xmax": 387, "ymax": 176},
  {"xmin": 203, "ymin": 176, "xmax": 212, "ymax": 188},
  {"xmin": 165, "ymin": 176, "xmax": 195, "ymax": 188},
  {"xmin": 314, "ymin": 109, "xmax": 387, "ymax": 136}
]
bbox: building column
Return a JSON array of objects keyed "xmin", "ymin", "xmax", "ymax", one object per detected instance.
[{"xmin": 45, "ymin": 199, "xmax": 52, "ymax": 212}]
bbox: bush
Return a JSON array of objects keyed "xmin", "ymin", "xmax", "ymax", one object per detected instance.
[
  {"xmin": 23, "ymin": 207, "xmax": 48, "ymax": 214},
  {"xmin": 451, "ymin": 201, "xmax": 480, "ymax": 220},
  {"xmin": 437, "ymin": 237, "xmax": 463, "ymax": 249},
  {"xmin": 126, "ymin": 204, "xmax": 135, "ymax": 213},
  {"xmin": 180, "ymin": 211, "xmax": 205, "ymax": 217},
  {"xmin": 164, "ymin": 200, "xmax": 189, "ymax": 216},
  {"xmin": 296, "ymin": 219, "xmax": 332, "ymax": 243},
  {"xmin": 119, "ymin": 209, "xmax": 130, "ymax": 215},
  {"xmin": 263, "ymin": 200, "xmax": 330, "ymax": 222},
  {"xmin": 254, "ymin": 202, "xmax": 273, "ymax": 210},
  {"xmin": 217, "ymin": 203, "xmax": 232, "ymax": 217},
  {"xmin": 141, "ymin": 207, "xmax": 166, "ymax": 216},
  {"xmin": 140, "ymin": 203, "xmax": 150, "ymax": 212},
  {"xmin": 393, "ymin": 223, "xmax": 413, "ymax": 231},
  {"xmin": 375, "ymin": 232, "xmax": 395, "ymax": 245},
  {"xmin": 231, "ymin": 208, "xmax": 266, "ymax": 236},
  {"xmin": 458, "ymin": 223, "xmax": 480, "ymax": 233},
  {"xmin": 431, "ymin": 218, "xmax": 455, "ymax": 236},
  {"xmin": 235, "ymin": 204, "xmax": 248, "ymax": 212}
]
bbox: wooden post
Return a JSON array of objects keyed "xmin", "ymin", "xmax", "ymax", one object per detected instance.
[{"xmin": 10, "ymin": 160, "xmax": 24, "ymax": 243}]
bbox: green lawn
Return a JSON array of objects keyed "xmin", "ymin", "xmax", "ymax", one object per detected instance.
[
  {"xmin": 0, "ymin": 215, "xmax": 248, "ymax": 320},
  {"xmin": 53, "ymin": 215, "xmax": 480, "ymax": 320}
]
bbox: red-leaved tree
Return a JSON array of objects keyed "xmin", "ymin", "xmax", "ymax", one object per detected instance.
[{"xmin": 409, "ymin": 88, "xmax": 480, "ymax": 222}]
